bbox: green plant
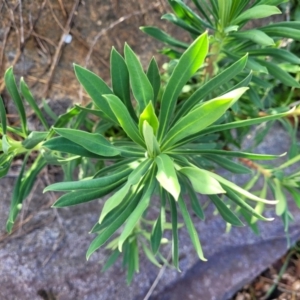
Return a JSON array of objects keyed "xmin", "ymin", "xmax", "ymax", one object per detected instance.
[
  {"xmin": 142, "ymin": 0, "xmax": 300, "ymax": 112},
  {"xmin": 1, "ymin": 1, "xmax": 300, "ymax": 284},
  {"xmin": 1, "ymin": 32, "xmax": 293, "ymax": 283}
]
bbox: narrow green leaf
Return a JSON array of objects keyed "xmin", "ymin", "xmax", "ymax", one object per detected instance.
[
  {"xmin": 2, "ymin": 135, "xmax": 11, "ymax": 154},
  {"xmin": 162, "ymin": 13, "xmax": 202, "ymax": 36},
  {"xmin": 101, "ymin": 249, "xmax": 121, "ymax": 272},
  {"xmin": 53, "ymin": 128, "xmax": 120, "ymax": 157},
  {"xmin": 157, "ymin": 32, "xmax": 209, "ymax": 141},
  {"xmin": 194, "ymin": 108, "xmax": 295, "ymax": 140},
  {"xmin": 6, "ymin": 154, "xmax": 29, "ymax": 232},
  {"xmin": 180, "ymin": 166, "xmax": 225, "ymax": 194},
  {"xmin": 45, "ymin": 167, "xmax": 131, "ymax": 192},
  {"xmin": 273, "ymin": 179, "xmax": 287, "ymax": 216},
  {"xmin": 52, "ymin": 106, "xmax": 80, "ymax": 129},
  {"xmin": 90, "ymin": 195, "xmax": 132, "ymax": 234},
  {"xmin": 261, "ymin": 26, "xmax": 300, "ymax": 41},
  {"xmin": 99, "ymin": 159, "xmax": 152, "ymax": 223},
  {"xmin": 19, "ymin": 156, "xmax": 46, "ymax": 200},
  {"xmin": 86, "ymin": 190, "xmax": 142, "ymax": 259},
  {"xmin": 73, "ymin": 64, "xmax": 117, "ymax": 122},
  {"xmin": 168, "ymin": 194, "xmax": 180, "ymax": 270},
  {"xmin": 151, "ymin": 189, "xmax": 166, "ymax": 254},
  {"xmin": 151, "ymin": 213, "xmax": 163, "ymax": 255},
  {"xmin": 0, "ymin": 95, "xmax": 7, "ymax": 134},
  {"xmin": 178, "ymin": 196, "xmax": 206, "ymax": 261},
  {"xmin": 20, "ymin": 78, "xmax": 49, "ymax": 129},
  {"xmin": 248, "ymin": 49, "xmax": 300, "ymax": 65},
  {"xmin": 223, "ymin": 186, "xmax": 274, "ymax": 221},
  {"xmin": 163, "ymin": 87, "xmax": 248, "ymax": 149},
  {"xmin": 99, "ymin": 184, "xmax": 131, "ymax": 224},
  {"xmin": 209, "ymin": 194, "xmax": 244, "ymax": 226},
  {"xmin": 231, "ymin": 30, "xmax": 275, "ymax": 46},
  {"xmin": 43, "ymin": 137, "xmax": 106, "ymax": 158},
  {"xmin": 203, "ymin": 155, "xmax": 252, "ymax": 174},
  {"xmin": 110, "ymin": 47, "xmax": 136, "ymax": 121},
  {"xmin": 257, "ymin": 0, "xmax": 288, "ymax": 5},
  {"xmin": 0, "ymin": 154, "xmax": 13, "ymax": 178},
  {"xmin": 118, "ymin": 175, "xmax": 156, "ymax": 251},
  {"xmin": 169, "ymin": 0, "xmax": 213, "ymax": 29},
  {"xmin": 285, "ymin": 187, "xmax": 300, "ymax": 210},
  {"xmin": 124, "ymin": 43, "xmax": 154, "ymax": 113},
  {"xmin": 142, "ymin": 243, "xmax": 162, "ymax": 268},
  {"xmin": 146, "ymin": 57, "xmax": 161, "ymax": 105},
  {"xmin": 207, "ymin": 169, "xmax": 277, "ymax": 204},
  {"xmin": 52, "ymin": 180, "xmax": 125, "ymax": 207},
  {"xmin": 175, "ymin": 54, "xmax": 248, "ymax": 121},
  {"xmin": 140, "ymin": 26, "xmax": 189, "ymax": 49},
  {"xmin": 155, "ymin": 154, "xmax": 181, "ymax": 201},
  {"xmin": 139, "ymin": 101, "xmax": 159, "ymax": 135},
  {"xmin": 232, "ymin": 5, "xmax": 281, "ymax": 24},
  {"xmin": 142, "ymin": 121, "xmax": 160, "ymax": 157},
  {"xmin": 22, "ymin": 131, "xmax": 48, "ymax": 149},
  {"xmin": 4, "ymin": 67, "xmax": 28, "ymax": 135},
  {"xmin": 218, "ymin": 0, "xmax": 232, "ymax": 27},
  {"xmin": 257, "ymin": 59, "xmax": 300, "ymax": 87},
  {"xmin": 186, "ymin": 182, "xmax": 205, "ymax": 220},
  {"xmin": 104, "ymin": 94, "xmax": 145, "ymax": 147}
]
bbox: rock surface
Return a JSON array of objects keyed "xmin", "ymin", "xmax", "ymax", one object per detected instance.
[{"xmin": 1, "ymin": 124, "xmax": 300, "ymax": 300}]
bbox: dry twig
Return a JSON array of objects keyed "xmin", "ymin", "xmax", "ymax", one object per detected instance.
[{"xmin": 42, "ymin": 0, "xmax": 80, "ymax": 98}]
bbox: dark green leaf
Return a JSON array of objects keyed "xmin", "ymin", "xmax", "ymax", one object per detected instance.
[
  {"xmin": 257, "ymin": 59, "xmax": 300, "ymax": 87},
  {"xmin": 101, "ymin": 249, "xmax": 121, "ymax": 272},
  {"xmin": 104, "ymin": 94, "xmax": 145, "ymax": 147},
  {"xmin": 6, "ymin": 154, "xmax": 29, "ymax": 232},
  {"xmin": 118, "ymin": 174, "xmax": 156, "ymax": 250},
  {"xmin": 20, "ymin": 78, "xmax": 49, "ymax": 129},
  {"xmin": 110, "ymin": 47, "xmax": 137, "ymax": 121},
  {"xmin": 178, "ymin": 195, "xmax": 206, "ymax": 261},
  {"xmin": 175, "ymin": 54, "xmax": 248, "ymax": 121},
  {"xmin": 52, "ymin": 179, "xmax": 125, "ymax": 207},
  {"xmin": 146, "ymin": 57, "xmax": 161, "ymax": 105},
  {"xmin": 203, "ymin": 154, "xmax": 252, "ymax": 174},
  {"xmin": 74, "ymin": 64, "xmax": 117, "ymax": 122},
  {"xmin": 124, "ymin": 44, "xmax": 154, "ymax": 114},
  {"xmin": 0, "ymin": 95, "xmax": 7, "ymax": 134},
  {"xmin": 0, "ymin": 154, "xmax": 13, "ymax": 178},
  {"xmin": 4, "ymin": 67, "xmax": 28, "ymax": 135},
  {"xmin": 167, "ymin": 194, "xmax": 180, "ymax": 270},
  {"xmin": 140, "ymin": 26, "xmax": 189, "ymax": 49},
  {"xmin": 43, "ymin": 136, "xmax": 106, "ymax": 158},
  {"xmin": 22, "ymin": 131, "xmax": 48, "ymax": 149},
  {"xmin": 86, "ymin": 189, "xmax": 142, "ymax": 259},
  {"xmin": 53, "ymin": 128, "xmax": 120, "ymax": 157},
  {"xmin": 45, "ymin": 167, "xmax": 131, "ymax": 192},
  {"xmin": 223, "ymin": 186, "xmax": 274, "ymax": 221},
  {"xmin": 209, "ymin": 194, "xmax": 244, "ymax": 226}
]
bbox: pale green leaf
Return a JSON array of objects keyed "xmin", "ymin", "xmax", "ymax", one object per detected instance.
[
  {"xmin": 157, "ymin": 32, "xmax": 208, "ymax": 141},
  {"xmin": 179, "ymin": 166, "xmax": 225, "ymax": 194},
  {"xmin": 163, "ymin": 87, "xmax": 248, "ymax": 149},
  {"xmin": 232, "ymin": 5, "xmax": 281, "ymax": 24},
  {"xmin": 155, "ymin": 154, "xmax": 181, "ymax": 201}
]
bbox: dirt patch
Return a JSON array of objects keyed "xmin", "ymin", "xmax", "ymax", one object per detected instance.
[{"xmin": 0, "ymin": 0, "xmax": 186, "ymax": 107}]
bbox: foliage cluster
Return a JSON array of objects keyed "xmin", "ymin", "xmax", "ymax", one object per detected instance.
[{"xmin": 1, "ymin": 0, "xmax": 300, "ymax": 283}]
